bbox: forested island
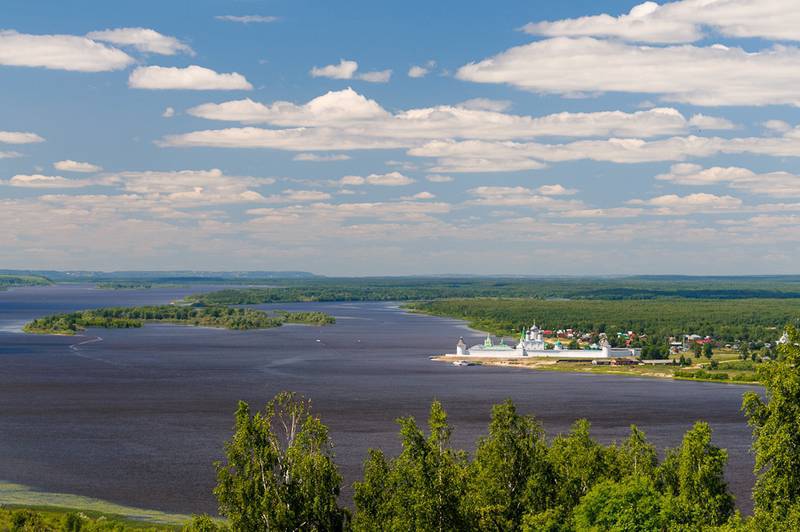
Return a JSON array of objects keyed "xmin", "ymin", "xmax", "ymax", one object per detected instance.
[
  {"xmin": 22, "ymin": 305, "xmax": 334, "ymax": 335},
  {"xmin": 0, "ymin": 274, "xmax": 52, "ymax": 290}
]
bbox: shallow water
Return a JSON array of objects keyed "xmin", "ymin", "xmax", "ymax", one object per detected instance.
[{"xmin": 0, "ymin": 285, "xmax": 760, "ymax": 514}]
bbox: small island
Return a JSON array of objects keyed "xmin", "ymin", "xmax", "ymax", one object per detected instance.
[{"xmin": 23, "ymin": 305, "xmax": 335, "ymax": 335}]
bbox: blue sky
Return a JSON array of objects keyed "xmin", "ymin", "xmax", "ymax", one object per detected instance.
[{"xmin": 3, "ymin": 0, "xmax": 800, "ymax": 275}]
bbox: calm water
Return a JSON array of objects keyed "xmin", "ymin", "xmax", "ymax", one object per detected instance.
[{"xmin": 0, "ymin": 285, "xmax": 761, "ymax": 514}]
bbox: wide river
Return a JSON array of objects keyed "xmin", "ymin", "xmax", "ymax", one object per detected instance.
[{"xmin": 0, "ymin": 285, "xmax": 761, "ymax": 515}]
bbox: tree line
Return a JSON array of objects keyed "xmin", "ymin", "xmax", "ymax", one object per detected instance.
[
  {"xmin": 186, "ymin": 276, "xmax": 800, "ymax": 307},
  {"xmin": 408, "ymin": 298, "xmax": 800, "ymax": 347}
]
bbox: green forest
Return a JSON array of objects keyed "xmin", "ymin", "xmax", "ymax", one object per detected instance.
[
  {"xmin": 408, "ymin": 298, "xmax": 800, "ymax": 346},
  {"xmin": 23, "ymin": 306, "xmax": 335, "ymax": 335},
  {"xmin": 187, "ymin": 276, "xmax": 800, "ymax": 306}
]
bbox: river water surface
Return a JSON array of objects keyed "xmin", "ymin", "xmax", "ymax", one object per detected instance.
[{"xmin": 0, "ymin": 285, "xmax": 761, "ymax": 514}]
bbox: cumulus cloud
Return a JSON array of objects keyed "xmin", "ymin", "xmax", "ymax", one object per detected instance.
[
  {"xmin": 263, "ymin": 189, "xmax": 332, "ymax": 203},
  {"xmin": 172, "ymin": 88, "xmax": 730, "ymax": 154},
  {"xmin": 466, "ymin": 186, "xmax": 583, "ymax": 211},
  {"xmin": 129, "ymin": 65, "xmax": 253, "ymax": 90},
  {"xmin": 763, "ymin": 119, "xmax": 791, "ymax": 133},
  {"xmin": 0, "ymin": 151, "xmax": 21, "ymax": 159},
  {"xmin": 112, "ymin": 168, "xmax": 272, "ymax": 197},
  {"xmin": 688, "ymin": 114, "xmax": 735, "ymax": 130},
  {"xmin": 0, "ymin": 131, "xmax": 45, "ymax": 144},
  {"xmin": 628, "ymin": 192, "xmax": 743, "ymax": 214},
  {"xmin": 215, "ymin": 15, "xmax": 279, "ymax": 24},
  {"xmin": 53, "ymin": 160, "xmax": 102, "ymax": 173},
  {"xmin": 159, "ymin": 126, "xmax": 409, "ymax": 151},
  {"xmin": 402, "ymin": 191, "xmax": 436, "ymax": 200},
  {"xmin": 310, "ymin": 59, "xmax": 359, "ymax": 79},
  {"xmin": 457, "ymin": 98, "xmax": 512, "ymax": 112},
  {"xmin": 408, "ymin": 127, "xmax": 800, "ymax": 172},
  {"xmin": 656, "ymin": 163, "xmax": 800, "ymax": 197},
  {"xmin": 426, "ymin": 174, "xmax": 454, "ymax": 182},
  {"xmin": 537, "ymin": 184, "xmax": 578, "ymax": 196},
  {"xmin": 309, "ymin": 60, "xmax": 391, "ymax": 82},
  {"xmin": 357, "ymin": 69, "xmax": 392, "ymax": 83},
  {"xmin": 187, "ymin": 88, "xmax": 390, "ymax": 125},
  {"xmin": 0, "ymin": 30, "xmax": 134, "ymax": 72},
  {"xmin": 162, "ymin": 106, "xmax": 175, "ymax": 118},
  {"xmin": 457, "ymin": 37, "xmax": 800, "ymax": 107},
  {"xmin": 86, "ymin": 28, "xmax": 193, "ymax": 55},
  {"xmin": 523, "ymin": 0, "xmax": 800, "ymax": 43},
  {"xmin": 408, "ymin": 60, "xmax": 436, "ymax": 78},
  {"xmin": 3, "ymin": 174, "xmax": 103, "ymax": 188},
  {"xmin": 337, "ymin": 172, "xmax": 415, "ymax": 186}
]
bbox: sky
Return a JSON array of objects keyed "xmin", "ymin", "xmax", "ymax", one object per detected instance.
[{"xmin": 3, "ymin": 0, "xmax": 800, "ymax": 275}]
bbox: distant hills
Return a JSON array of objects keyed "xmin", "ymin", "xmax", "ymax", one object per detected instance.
[{"xmin": 0, "ymin": 270, "xmax": 318, "ymax": 282}]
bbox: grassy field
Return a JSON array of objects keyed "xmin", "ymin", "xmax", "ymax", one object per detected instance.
[{"xmin": 0, "ymin": 481, "xmax": 190, "ymax": 528}]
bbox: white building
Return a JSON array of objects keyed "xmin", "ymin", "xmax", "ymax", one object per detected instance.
[{"xmin": 457, "ymin": 323, "xmax": 641, "ymax": 359}]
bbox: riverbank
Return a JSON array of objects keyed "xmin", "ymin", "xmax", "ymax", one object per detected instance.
[
  {"xmin": 432, "ymin": 354, "xmax": 761, "ymax": 385},
  {"xmin": 0, "ymin": 481, "xmax": 190, "ymax": 529}
]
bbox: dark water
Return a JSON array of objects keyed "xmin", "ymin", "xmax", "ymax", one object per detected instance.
[{"xmin": 0, "ymin": 285, "xmax": 761, "ymax": 515}]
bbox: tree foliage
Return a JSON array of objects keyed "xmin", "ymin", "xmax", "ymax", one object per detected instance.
[
  {"xmin": 743, "ymin": 325, "xmax": 800, "ymax": 526},
  {"xmin": 214, "ymin": 393, "xmax": 348, "ymax": 531}
]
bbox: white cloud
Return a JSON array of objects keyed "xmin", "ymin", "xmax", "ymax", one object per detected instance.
[
  {"xmin": 176, "ymin": 88, "xmax": 726, "ymax": 153},
  {"xmin": 365, "ymin": 172, "xmax": 414, "ymax": 186},
  {"xmin": 264, "ymin": 189, "xmax": 332, "ymax": 203},
  {"xmin": 310, "ymin": 59, "xmax": 359, "ymax": 79},
  {"xmin": 467, "ymin": 186, "xmax": 583, "ymax": 211},
  {"xmin": 428, "ymin": 156, "xmax": 547, "ymax": 173},
  {"xmin": 337, "ymin": 172, "xmax": 415, "ymax": 186},
  {"xmin": 457, "ymin": 98, "xmax": 512, "ymax": 112},
  {"xmin": 162, "ymin": 107, "xmax": 176, "ymax": 118},
  {"xmin": 402, "ymin": 191, "xmax": 435, "ymax": 200},
  {"xmin": 3, "ymin": 174, "xmax": 103, "ymax": 188},
  {"xmin": 763, "ymin": 119, "xmax": 791, "ymax": 133},
  {"xmin": 408, "ymin": 60, "xmax": 436, "ymax": 78},
  {"xmin": 426, "ymin": 174, "xmax": 454, "ymax": 183},
  {"xmin": 457, "ymin": 37, "xmax": 800, "ymax": 107},
  {"xmin": 629, "ymin": 192, "xmax": 743, "ymax": 214},
  {"xmin": 54, "ymin": 160, "xmax": 102, "ymax": 173},
  {"xmin": 656, "ymin": 163, "xmax": 800, "ymax": 197},
  {"xmin": 522, "ymin": 0, "xmax": 800, "ymax": 44},
  {"xmin": 0, "ymin": 131, "xmax": 45, "ymax": 144},
  {"xmin": 0, "ymin": 30, "xmax": 134, "ymax": 72},
  {"xmin": 357, "ymin": 69, "xmax": 392, "ymax": 83},
  {"xmin": 688, "ymin": 114, "xmax": 735, "ymax": 130},
  {"xmin": 86, "ymin": 28, "xmax": 193, "ymax": 56},
  {"xmin": 0, "ymin": 151, "xmax": 21, "ymax": 159},
  {"xmin": 215, "ymin": 15, "xmax": 279, "ymax": 24},
  {"xmin": 187, "ymin": 88, "xmax": 390, "ymax": 125},
  {"xmin": 160, "ymin": 126, "xmax": 409, "ymax": 151},
  {"xmin": 537, "ymin": 184, "xmax": 577, "ymax": 196},
  {"xmin": 309, "ymin": 60, "xmax": 391, "ymax": 82},
  {"xmin": 293, "ymin": 153, "xmax": 352, "ymax": 162},
  {"xmin": 408, "ymin": 66, "xmax": 429, "ymax": 78},
  {"xmin": 129, "ymin": 65, "xmax": 253, "ymax": 90}
]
